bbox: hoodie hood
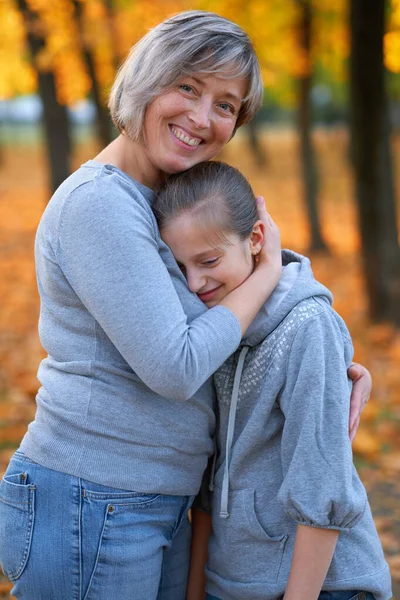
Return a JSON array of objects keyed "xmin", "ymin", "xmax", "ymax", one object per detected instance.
[{"xmin": 243, "ymin": 249, "xmax": 332, "ymax": 347}]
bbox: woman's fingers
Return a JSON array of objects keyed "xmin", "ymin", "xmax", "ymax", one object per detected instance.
[
  {"xmin": 348, "ymin": 363, "xmax": 372, "ymax": 441},
  {"xmin": 256, "ymin": 196, "xmax": 273, "ymax": 227},
  {"xmin": 255, "ymin": 196, "xmax": 282, "ymax": 272},
  {"xmin": 256, "ymin": 195, "xmax": 267, "ymax": 218}
]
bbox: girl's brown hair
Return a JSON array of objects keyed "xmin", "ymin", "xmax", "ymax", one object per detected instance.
[{"xmin": 153, "ymin": 161, "xmax": 258, "ymax": 241}]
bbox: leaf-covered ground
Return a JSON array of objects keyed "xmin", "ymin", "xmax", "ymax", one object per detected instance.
[{"xmin": 0, "ymin": 129, "xmax": 399, "ymax": 598}]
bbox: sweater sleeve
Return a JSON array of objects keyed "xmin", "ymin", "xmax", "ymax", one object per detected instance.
[
  {"xmin": 56, "ymin": 176, "xmax": 242, "ymax": 401},
  {"xmin": 277, "ymin": 308, "xmax": 367, "ymax": 530}
]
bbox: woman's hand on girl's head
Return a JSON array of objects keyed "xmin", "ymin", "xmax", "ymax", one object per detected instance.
[
  {"xmin": 217, "ymin": 196, "xmax": 282, "ymax": 335},
  {"xmin": 255, "ymin": 196, "xmax": 282, "ymax": 277},
  {"xmin": 347, "ymin": 363, "xmax": 372, "ymax": 442}
]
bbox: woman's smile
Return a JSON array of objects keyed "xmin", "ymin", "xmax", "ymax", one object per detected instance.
[{"xmin": 169, "ymin": 125, "xmax": 203, "ymax": 148}]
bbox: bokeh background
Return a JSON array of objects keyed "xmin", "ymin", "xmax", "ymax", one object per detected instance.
[{"xmin": 0, "ymin": 0, "xmax": 400, "ymax": 597}]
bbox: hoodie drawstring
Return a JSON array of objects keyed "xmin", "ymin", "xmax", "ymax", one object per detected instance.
[
  {"xmin": 208, "ymin": 436, "xmax": 217, "ymax": 492},
  {"xmin": 220, "ymin": 346, "xmax": 249, "ymax": 518}
]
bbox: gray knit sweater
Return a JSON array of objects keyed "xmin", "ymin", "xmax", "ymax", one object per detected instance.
[{"xmin": 20, "ymin": 160, "xmax": 242, "ymax": 494}]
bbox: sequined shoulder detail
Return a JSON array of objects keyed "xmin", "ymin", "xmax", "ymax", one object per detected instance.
[{"xmin": 214, "ymin": 299, "xmax": 322, "ymax": 406}]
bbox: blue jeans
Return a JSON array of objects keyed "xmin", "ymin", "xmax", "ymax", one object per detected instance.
[
  {"xmin": 0, "ymin": 450, "xmax": 193, "ymax": 600},
  {"xmin": 206, "ymin": 592, "xmax": 376, "ymax": 600}
]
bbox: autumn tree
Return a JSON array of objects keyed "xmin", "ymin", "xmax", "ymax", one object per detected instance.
[
  {"xmin": 350, "ymin": 0, "xmax": 400, "ymax": 325},
  {"xmin": 296, "ymin": 0, "xmax": 328, "ymax": 252},
  {"xmin": 72, "ymin": 0, "xmax": 113, "ymax": 146},
  {"xmin": 17, "ymin": 0, "xmax": 72, "ymax": 192}
]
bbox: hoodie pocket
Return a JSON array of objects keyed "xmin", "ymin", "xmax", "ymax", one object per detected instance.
[{"xmin": 208, "ymin": 488, "xmax": 288, "ymax": 584}]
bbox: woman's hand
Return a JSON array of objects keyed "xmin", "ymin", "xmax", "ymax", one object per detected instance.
[
  {"xmin": 348, "ymin": 363, "xmax": 372, "ymax": 442},
  {"xmin": 255, "ymin": 196, "xmax": 282, "ymax": 276},
  {"xmin": 218, "ymin": 196, "xmax": 282, "ymax": 335}
]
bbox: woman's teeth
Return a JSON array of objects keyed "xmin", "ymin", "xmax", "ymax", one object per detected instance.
[{"xmin": 171, "ymin": 127, "xmax": 201, "ymax": 147}]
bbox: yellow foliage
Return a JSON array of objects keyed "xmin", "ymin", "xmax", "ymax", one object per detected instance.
[
  {"xmin": 26, "ymin": 0, "xmax": 91, "ymax": 104},
  {"xmin": 79, "ymin": 0, "xmax": 116, "ymax": 103},
  {"xmin": 384, "ymin": 31, "xmax": 400, "ymax": 73},
  {"xmin": 0, "ymin": 0, "xmax": 396, "ymax": 107},
  {"xmin": 385, "ymin": 0, "xmax": 400, "ymax": 72},
  {"xmin": 0, "ymin": 0, "xmax": 36, "ymax": 98}
]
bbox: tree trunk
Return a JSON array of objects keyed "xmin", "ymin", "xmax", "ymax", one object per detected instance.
[
  {"xmin": 73, "ymin": 0, "xmax": 113, "ymax": 147},
  {"xmin": 297, "ymin": 0, "xmax": 328, "ymax": 252},
  {"xmin": 246, "ymin": 120, "xmax": 267, "ymax": 168},
  {"xmin": 103, "ymin": 0, "xmax": 120, "ymax": 70},
  {"xmin": 350, "ymin": 0, "xmax": 400, "ymax": 325},
  {"xmin": 17, "ymin": 0, "xmax": 71, "ymax": 194}
]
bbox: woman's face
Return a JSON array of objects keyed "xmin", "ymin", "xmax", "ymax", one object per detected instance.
[{"xmin": 142, "ymin": 73, "xmax": 248, "ymax": 177}]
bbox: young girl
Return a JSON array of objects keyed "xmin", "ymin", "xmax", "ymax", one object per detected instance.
[{"xmin": 153, "ymin": 161, "xmax": 392, "ymax": 600}]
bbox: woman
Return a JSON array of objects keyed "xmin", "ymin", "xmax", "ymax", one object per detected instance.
[{"xmin": 0, "ymin": 11, "xmax": 370, "ymax": 600}]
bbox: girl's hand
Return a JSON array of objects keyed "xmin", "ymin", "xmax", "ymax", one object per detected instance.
[
  {"xmin": 348, "ymin": 363, "xmax": 372, "ymax": 442},
  {"xmin": 255, "ymin": 196, "xmax": 282, "ymax": 276}
]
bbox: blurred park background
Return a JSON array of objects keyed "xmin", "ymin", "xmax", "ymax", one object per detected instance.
[{"xmin": 0, "ymin": 0, "xmax": 400, "ymax": 596}]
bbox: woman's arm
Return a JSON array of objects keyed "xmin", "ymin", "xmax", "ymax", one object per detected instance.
[
  {"xmin": 283, "ymin": 525, "xmax": 339, "ymax": 600},
  {"xmin": 57, "ymin": 181, "xmax": 281, "ymax": 401},
  {"xmin": 186, "ymin": 509, "xmax": 212, "ymax": 600}
]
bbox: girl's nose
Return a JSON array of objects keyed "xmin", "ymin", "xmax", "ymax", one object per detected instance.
[{"xmin": 187, "ymin": 270, "xmax": 206, "ymax": 294}]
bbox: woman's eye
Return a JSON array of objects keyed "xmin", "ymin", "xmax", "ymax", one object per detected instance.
[
  {"xmin": 219, "ymin": 103, "xmax": 235, "ymax": 114},
  {"xmin": 180, "ymin": 84, "xmax": 193, "ymax": 93}
]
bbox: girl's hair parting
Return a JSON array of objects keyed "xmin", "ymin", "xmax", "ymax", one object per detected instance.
[
  {"xmin": 153, "ymin": 161, "xmax": 258, "ymax": 241},
  {"xmin": 108, "ymin": 10, "xmax": 263, "ymax": 140}
]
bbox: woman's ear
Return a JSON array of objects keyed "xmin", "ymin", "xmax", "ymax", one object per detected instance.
[{"xmin": 249, "ymin": 220, "xmax": 265, "ymax": 256}]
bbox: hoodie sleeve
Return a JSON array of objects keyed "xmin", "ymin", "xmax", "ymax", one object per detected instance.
[{"xmin": 277, "ymin": 308, "xmax": 367, "ymax": 530}]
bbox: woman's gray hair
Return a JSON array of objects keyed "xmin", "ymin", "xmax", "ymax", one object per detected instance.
[
  {"xmin": 109, "ymin": 10, "xmax": 263, "ymax": 140},
  {"xmin": 153, "ymin": 161, "xmax": 258, "ymax": 242}
]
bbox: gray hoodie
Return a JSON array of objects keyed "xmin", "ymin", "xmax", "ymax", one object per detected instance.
[{"xmin": 205, "ymin": 250, "xmax": 392, "ymax": 600}]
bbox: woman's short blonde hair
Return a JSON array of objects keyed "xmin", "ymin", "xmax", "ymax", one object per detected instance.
[{"xmin": 109, "ymin": 10, "xmax": 263, "ymax": 140}]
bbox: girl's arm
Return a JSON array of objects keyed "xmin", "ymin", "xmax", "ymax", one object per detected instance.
[
  {"xmin": 186, "ymin": 508, "xmax": 212, "ymax": 600},
  {"xmin": 278, "ymin": 308, "xmax": 368, "ymax": 592},
  {"xmin": 283, "ymin": 525, "xmax": 339, "ymax": 600}
]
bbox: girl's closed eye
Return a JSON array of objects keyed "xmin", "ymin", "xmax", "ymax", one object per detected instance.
[{"xmin": 202, "ymin": 257, "xmax": 220, "ymax": 266}]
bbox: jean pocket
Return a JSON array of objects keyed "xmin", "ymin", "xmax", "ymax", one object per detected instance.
[{"xmin": 0, "ymin": 471, "xmax": 36, "ymax": 580}]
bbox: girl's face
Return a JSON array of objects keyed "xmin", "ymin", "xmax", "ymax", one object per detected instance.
[
  {"xmin": 161, "ymin": 211, "xmax": 264, "ymax": 307},
  {"xmin": 142, "ymin": 73, "xmax": 247, "ymax": 178}
]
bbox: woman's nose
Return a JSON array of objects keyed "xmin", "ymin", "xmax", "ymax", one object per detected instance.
[{"xmin": 188, "ymin": 98, "xmax": 211, "ymax": 130}]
